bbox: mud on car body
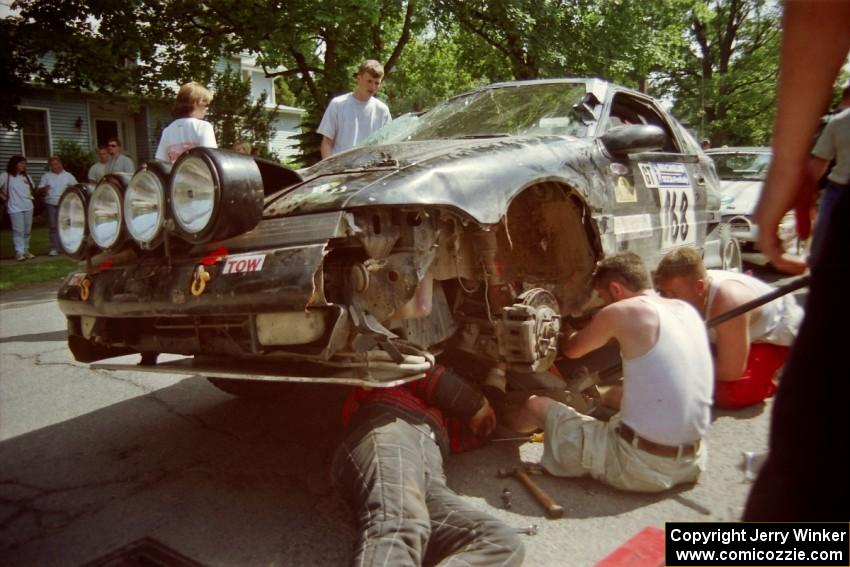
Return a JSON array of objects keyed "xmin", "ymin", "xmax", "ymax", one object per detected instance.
[{"xmin": 56, "ymin": 79, "xmax": 730, "ymax": 401}]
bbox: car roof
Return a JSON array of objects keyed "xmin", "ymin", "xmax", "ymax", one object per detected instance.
[
  {"xmin": 449, "ymin": 78, "xmax": 616, "ymax": 104},
  {"xmin": 705, "ymin": 146, "xmax": 771, "ymax": 154}
]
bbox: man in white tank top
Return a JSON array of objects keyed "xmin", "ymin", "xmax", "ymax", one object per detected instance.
[
  {"xmin": 517, "ymin": 252, "xmax": 714, "ymax": 493},
  {"xmin": 655, "ymin": 247, "xmax": 803, "ymax": 409}
]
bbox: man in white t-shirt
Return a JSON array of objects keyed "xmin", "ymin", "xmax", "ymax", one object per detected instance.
[
  {"xmin": 318, "ymin": 59, "xmax": 392, "ymax": 159},
  {"xmin": 88, "ymin": 146, "xmax": 109, "ymax": 182},
  {"xmin": 38, "ymin": 156, "xmax": 77, "ymax": 255},
  {"xmin": 105, "ymin": 137, "xmax": 135, "ymax": 174},
  {"xmin": 516, "ymin": 252, "xmax": 713, "ymax": 493}
]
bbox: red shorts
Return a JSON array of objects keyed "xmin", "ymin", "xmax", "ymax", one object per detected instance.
[{"xmin": 714, "ymin": 343, "xmax": 788, "ymax": 409}]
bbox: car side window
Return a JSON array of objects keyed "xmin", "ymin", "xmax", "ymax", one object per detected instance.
[{"xmin": 609, "ymin": 94, "xmax": 682, "ymax": 153}]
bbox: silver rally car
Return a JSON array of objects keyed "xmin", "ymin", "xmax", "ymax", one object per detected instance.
[{"xmin": 55, "ymin": 78, "xmax": 734, "ymax": 399}]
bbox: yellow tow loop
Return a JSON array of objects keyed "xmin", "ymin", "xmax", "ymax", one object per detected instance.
[
  {"xmin": 80, "ymin": 277, "xmax": 91, "ymax": 301},
  {"xmin": 191, "ymin": 265, "xmax": 211, "ymax": 296}
]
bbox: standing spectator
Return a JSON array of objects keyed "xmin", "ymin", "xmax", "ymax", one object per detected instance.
[
  {"xmin": 88, "ymin": 145, "xmax": 109, "ymax": 182},
  {"xmin": 318, "ymin": 59, "xmax": 391, "ymax": 159},
  {"xmin": 105, "ymin": 137, "xmax": 135, "ymax": 174},
  {"xmin": 0, "ymin": 156, "xmax": 37, "ymax": 261},
  {"xmin": 38, "ymin": 156, "xmax": 77, "ymax": 256},
  {"xmin": 807, "ymin": 80, "xmax": 850, "ymax": 264},
  {"xmin": 156, "ymin": 82, "xmax": 217, "ymax": 163},
  {"xmin": 745, "ymin": 0, "xmax": 850, "ymax": 521},
  {"xmin": 701, "ymin": 138, "xmax": 711, "ymax": 150}
]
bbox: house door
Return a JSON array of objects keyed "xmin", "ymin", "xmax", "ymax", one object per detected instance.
[{"xmin": 88, "ymin": 102, "xmax": 137, "ymax": 162}]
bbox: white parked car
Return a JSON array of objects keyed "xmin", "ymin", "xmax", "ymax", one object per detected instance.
[{"xmin": 705, "ymin": 146, "xmax": 803, "ymax": 266}]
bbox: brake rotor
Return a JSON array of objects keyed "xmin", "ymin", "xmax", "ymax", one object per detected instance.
[{"xmin": 497, "ymin": 288, "xmax": 562, "ymax": 373}]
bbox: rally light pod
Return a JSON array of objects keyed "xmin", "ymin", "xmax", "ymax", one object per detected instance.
[
  {"xmin": 168, "ymin": 147, "xmax": 264, "ymax": 244},
  {"xmin": 87, "ymin": 174, "xmax": 131, "ymax": 252},
  {"xmin": 57, "ymin": 185, "xmax": 91, "ymax": 259},
  {"xmin": 124, "ymin": 161, "xmax": 171, "ymax": 249}
]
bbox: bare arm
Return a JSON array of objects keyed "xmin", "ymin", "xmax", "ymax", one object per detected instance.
[
  {"xmin": 754, "ymin": 0, "xmax": 850, "ymax": 272},
  {"xmin": 320, "ymin": 136, "xmax": 334, "ymax": 160},
  {"xmin": 562, "ymin": 306, "xmax": 618, "ymax": 359}
]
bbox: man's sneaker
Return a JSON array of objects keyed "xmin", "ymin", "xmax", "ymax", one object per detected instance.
[
  {"xmin": 16, "ymin": 255, "xmax": 25, "ymax": 262},
  {"xmin": 24, "ymin": 251, "xmax": 36, "ymax": 259},
  {"xmin": 48, "ymin": 249, "xmax": 58, "ymax": 256}
]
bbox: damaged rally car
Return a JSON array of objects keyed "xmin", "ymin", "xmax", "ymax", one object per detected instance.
[{"xmin": 56, "ymin": 78, "xmax": 732, "ymax": 408}]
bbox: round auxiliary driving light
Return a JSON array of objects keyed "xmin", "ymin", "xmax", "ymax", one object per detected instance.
[
  {"xmin": 87, "ymin": 177, "xmax": 126, "ymax": 250},
  {"xmin": 170, "ymin": 155, "xmax": 216, "ymax": 239},
  {"xmin": 168, "ymin": 147, "xmax": 264, "ymax": 244},
  {"xmin": 57, "ymin": 185, "xmax": 90, "ymax": 258},
  {"xmin": 124, "ymin": 168, "xmax": 166, "ymax": 248}
]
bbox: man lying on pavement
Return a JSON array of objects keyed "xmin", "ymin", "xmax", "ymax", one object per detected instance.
[
  {"xmin": 654, "ymin": 246, "xmax": 802, "ymax": 409},
  {"xmin": 332, "ymin": 364, "xmax": 525, "ymax": 567},
  {"xmin": 514, "ymin": 252, "xmax": 714, "ymax": 493}
]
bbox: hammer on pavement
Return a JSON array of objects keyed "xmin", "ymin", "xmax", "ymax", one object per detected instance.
[{"xmin": 497, "ymin": 468, "xmax": 564, "ymax": 519}]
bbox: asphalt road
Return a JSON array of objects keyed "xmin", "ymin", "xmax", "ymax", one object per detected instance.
[{"xmin": 0, "ymin": 280, "xmax": 785, "ymax": 566}]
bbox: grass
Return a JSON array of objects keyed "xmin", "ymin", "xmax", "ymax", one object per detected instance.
[
  {"xmin": 0, "ymin": 225, "xmax": 52, "ymax": 259},
  {"xmin": 0, "ymin": 224, "xmax": 78, "ymax": 291},
  {"xmin": 0, "ymin": 258, "xmax": 77, "ymax": 291}
]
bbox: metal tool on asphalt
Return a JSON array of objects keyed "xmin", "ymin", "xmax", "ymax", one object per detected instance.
[
  {"xmin": 514, "ymin": 524, "xmax": 539, "ymax": 536},
  {"xmin": 501, "ymin": 487, "xmax": 513, "ymax": 509},
  {"xmin": 492, "ymin": 432, "xmax": 545, "ymax": 443},
  {"xmin": 497, "ymin": 467, "xmax": 564, "ymax": 519}
]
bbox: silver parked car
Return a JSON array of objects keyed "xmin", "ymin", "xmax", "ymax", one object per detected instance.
[{"xmin": 705, "ymin": 146, "xmax": 802, "ymax": 265}]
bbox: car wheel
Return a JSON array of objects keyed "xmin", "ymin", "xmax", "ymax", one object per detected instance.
[
  {"xmin": 207, "ymin": 377, "xmax": 297, "ymax": 399},
  {"xmin": 722, "ymin": 237, "xmax": 743, "ymax": 272}
]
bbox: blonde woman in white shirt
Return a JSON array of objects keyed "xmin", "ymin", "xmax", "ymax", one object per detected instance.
[{"xmin": 156, "ymin": 82, "xmax": 218, "ymax": 163}]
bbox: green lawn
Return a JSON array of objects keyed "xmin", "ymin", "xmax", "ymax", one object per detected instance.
[
  {"xmin": 0, "ymin": 226, "xmax": 52, "ymax": 259},
  {"xmin": 0, "ymin": 258, "xmax": 77, "ymax": 291},
  {"xmin": 0, "ymin": 227, "xmax": 78, "ymax": 291}
]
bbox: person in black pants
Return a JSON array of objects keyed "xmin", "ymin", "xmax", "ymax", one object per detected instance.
[
  {"xmin": 332, "ymin": 364, "xmax": 524, "ymax": 566},
  {"xmin": 744, "ymin": 0, "xmax": 850, "ymax": 520}
]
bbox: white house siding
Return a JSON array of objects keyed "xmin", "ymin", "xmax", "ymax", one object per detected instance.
[
  {"xmin": 269, "ymin": 111, "xmax": 304, "ymax": 161},
  {"xmin": 143, "ymin": 104, "xmax": 172, "ymax": 162},
  {"xmin": 0, "ymin": 91, "xmax": 90, "ymax": 172}
]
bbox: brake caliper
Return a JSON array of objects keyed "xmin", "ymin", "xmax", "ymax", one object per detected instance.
[{"xmin": 496, "ymin": 288, "xmax": 561, "ymax": 373}]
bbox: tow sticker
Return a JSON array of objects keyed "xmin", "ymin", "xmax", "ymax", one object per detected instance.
[{"xmin": 222, "ymin": 253, "xmax": 266, "ymax": 274}]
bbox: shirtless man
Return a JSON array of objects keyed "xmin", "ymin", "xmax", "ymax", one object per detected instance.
[
  {"xmin": 654, "ymin": 247, "xmax": 802, "ymax": 409},
  {"xmin": 518, "ymin": 252, "xmax": 713, "ymax": 492}
]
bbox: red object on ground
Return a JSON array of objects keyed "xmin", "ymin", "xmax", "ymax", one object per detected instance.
[
  {"xmin": 714, "ymin": 343, "xmax": 788, "ymax": 409},
  {"xmin": 594, "ymin": 526, "xmax": 665, "ymax": 567}
]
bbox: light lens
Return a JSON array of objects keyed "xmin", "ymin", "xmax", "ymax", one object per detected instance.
[
  {"xmin": 124, "ymin": 170, "xmax": 165, "ymax": 245},
  {"xmin": 58, "ymin": 190, "xmax": 86, "ymax": 255},
  {"xmin": 88, "ymin": 181, "xmax": 123, "ymax": 249},
  {"xmin": 171, "ymin": 156, "xmax": 216, "ymax": 235}
]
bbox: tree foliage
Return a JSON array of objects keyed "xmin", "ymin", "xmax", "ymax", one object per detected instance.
[
  {"xmin": 650, "ymin": 0, "xmax": 781, "ymax": 146},
  {"xmin": 206, "ymin": 67, "xmax": 277, "ymax": 153},
  {"xmin": 5, "ymin": 0, "xmax": 790, "ymax": 158}
]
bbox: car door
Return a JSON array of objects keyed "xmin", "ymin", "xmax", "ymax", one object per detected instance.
[{"xmin": 602, "ymin": 91, "xmax": 708, "ymax": 268}]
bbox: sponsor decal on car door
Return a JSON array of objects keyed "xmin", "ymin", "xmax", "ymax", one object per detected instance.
[{"xmin": 637, "ymin": 161, "xmax": 697, "ymax": 248}]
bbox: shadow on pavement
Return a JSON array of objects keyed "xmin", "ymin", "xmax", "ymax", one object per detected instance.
[
  {"xmin": 0, "ymin": 376, "xmax": 355, "ymax": 567},
  {"xmin": 0, "ymin": 330, "xmax": 67, "ymax": 343}
]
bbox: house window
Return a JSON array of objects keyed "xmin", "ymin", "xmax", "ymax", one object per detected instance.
[{"xmin": 20, "ymin": 108, "xmax": 50, "ymax": 159}]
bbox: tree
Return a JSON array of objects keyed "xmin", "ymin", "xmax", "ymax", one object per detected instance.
[
  {"xmin": 205, "ymin": 67, "xmax": 277, "ymax": 153},
  {"xmin": 650, "ymin": 0, "xmax": 781, "ymax": 146}
]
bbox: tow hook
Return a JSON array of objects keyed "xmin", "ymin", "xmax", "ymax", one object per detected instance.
[
  {"xmin": 191, "ymin": 265, "xmax": 211, "ymax": 297},
  {"xmin": 80, "ymin": 276, "xmax": 92, "ymax": 301}
]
